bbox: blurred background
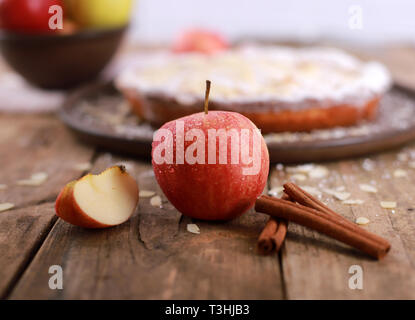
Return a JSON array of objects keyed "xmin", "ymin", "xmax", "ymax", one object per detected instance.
[
  {"xmin": 130, "ymin": 0, "xmax": 415, "ymax": 46},
  {"xmin": 1, "ymin": 0, "xmax": 415, "ymax": 112}
]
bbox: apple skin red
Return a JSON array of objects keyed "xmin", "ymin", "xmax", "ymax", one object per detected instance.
[
  {"xmin": 0, "ymin": 0, "xmax": 63, "ymax": 33},
  {"xmin": 55, "ymin": 181, "xmax": 112, "ymax": 228},
  {"xmin": 152, "ymin": 111, "xmax": 270, "ymax": 221}
]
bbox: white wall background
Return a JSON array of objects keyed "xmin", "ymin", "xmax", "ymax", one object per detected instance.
[{"xmin": 128, "ymin": 0, "xmax": 415, "ymax": 45}]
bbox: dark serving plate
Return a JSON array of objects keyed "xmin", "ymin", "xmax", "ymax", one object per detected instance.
[{"xmin": 60, "ymin": 81, "xmax": 415, "ymax": 163}]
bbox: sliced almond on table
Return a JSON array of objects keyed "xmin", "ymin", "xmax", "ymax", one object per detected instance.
[
  {"xmin": 332, "ymin": 192, "xmax": 351, "ymax": 201},
  {"xmin": 73, "ymin": 162, "xmax": 92, "ymax": 171},
  {"xmin": 0, "ymin": 203, "xmax": 14, "ymax": 212},
  {"xmin": 393, "ymin": 169, "xmax": 407, "ymax": 178},
  {"xmin": 359, "ymin": 184, "xmax": 378, "ymax": 193},
  {"xmin": 286, "ymin": 164, "xmax": 314, "ymax": 174},
  {"xmin": 17, "ymin": 180, "xmax": 43, "ymax": 186},
  {"xmin": 290, "ymin": 174, "xmax": 307, "ymax": 181},
  {"xmin": 380, "ymin": 201, "xmax": 397, "ymax": 209},
  {"xmin": 397, "ymin": 153, "xmax": 408, "ymax": 161},
  {"xmin": 408, "ymin": 161, "xmax": 415, "ymax": 169},
  {"xmin": 31, "ymin": 172, "xmax": 48, "ymax": 180},
  {"xmin": 275, "ymin": 163, "xmax": 284, "ymax": 171},
  {"xmin": 286, "ymin": 164, "xmax": 329, "ymax": 179},
  {"xmin": 308, "ymin": 166, "xmax": 329, "ymax": 179},
  {"xmin": 268, "ymin": 186, "xmax": 284, "ymax": 197},
  {"xmin": 323, "ymin": 188, "xmax": 351, "ymax": 201},
  {"xmin": 150, "ymin": 195, "xmax": 162, "ymax": 207},
  {"xmin": 342, "ymin": 199, "xmax": 364, "ymax": 205},
  {"xmin": 187, "ymin": 223, "xmax": 200, "ymax": 234},
  {"xmin": 356, "ymin": 217, "xmax": 370, "ymax": 225},
  {"xmin": 17, "ymin": 172, "xmax": 48, "ymax": 186},
  {"xmin": 139, "ymin": 190, "xmax": 156, "ymax": 198},
  {"xmin": 0, "ymin": 184, "xmax": 7, "ymax": 190},
  {"xmin": 362, "ymin": 159, "xmax": 375, "ymax": 171}
]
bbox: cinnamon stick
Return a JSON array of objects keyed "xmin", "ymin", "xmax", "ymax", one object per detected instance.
[
  {"xmin": 283, "ymin": 183, "xmax": 390, "ymax": 248},
  {"xmin": 257, "ymin": 194, "xmax": 289, "ymax": 255},
  {"xmin": 255, "ymin": 196, "xmax": 390, "ymax": 259},
  {"xmin": 257, "ymin": 217, "xmax": 288, "ymax": 254}
]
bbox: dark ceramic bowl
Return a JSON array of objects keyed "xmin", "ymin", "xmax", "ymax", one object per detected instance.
[{"xmin": 0, "ymin": 26, "xmax": 127, "ymax": 89}]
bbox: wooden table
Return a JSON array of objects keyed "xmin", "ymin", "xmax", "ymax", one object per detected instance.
[{"xmin": 1, "ymin": 47, "xmax": 415, "ymax": 300}]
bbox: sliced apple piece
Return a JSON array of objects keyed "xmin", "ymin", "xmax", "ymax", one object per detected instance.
[{"xmin": 55, "ymin": 166, "xmax": 139, "ymax": 228}]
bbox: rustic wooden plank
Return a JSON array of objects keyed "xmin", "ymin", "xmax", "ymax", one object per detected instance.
[
  {"xmin": 10, "ymin": 153, "xmax": 283, "ymax": 299},
  {"xmin": 0, "ymin": 113, "xmax": 96, "ymax": 299},
  {"xmin": 0, "ymin": 114, "xmax": 95, "ymax": 208},
  {"xmin": 0, "ymin": 202, "xmax": 56, "ymax": 299},
  {"xmin": 271, "ymin": 149, "xmax": 415, "ymax": 299}
]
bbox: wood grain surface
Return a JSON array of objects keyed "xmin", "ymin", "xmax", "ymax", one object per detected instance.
[{"xmin": 1, "ymin": 46, "xmax": 415, "ymax": 299}]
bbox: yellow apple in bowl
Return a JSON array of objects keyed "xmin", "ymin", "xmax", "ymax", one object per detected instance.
[{"xmin": 66, "ymin": 0, "xmax": 133, "ymax": 28}]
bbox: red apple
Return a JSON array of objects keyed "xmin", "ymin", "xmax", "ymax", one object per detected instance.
[
  {"xmin": 55, "ymin": 166, "xmax": 139, "ymax": 228},
  {"xmin": 0, "ymin": 0, "xmax": 63, "ymax": 33},
  {"xmin": 152, "ymin": 111, "xmax": 269, "ymax": 221},
  {"xmin": 172, "ymin": 29, "xmax": 229, "ymax": 54}
]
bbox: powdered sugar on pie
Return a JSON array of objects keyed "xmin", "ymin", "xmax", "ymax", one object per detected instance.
[{"xmin": 116, "ymin": 45, "xmax": 391, "ymax": 109}]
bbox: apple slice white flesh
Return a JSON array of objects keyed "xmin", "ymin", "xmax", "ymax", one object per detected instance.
[{"xmin": 55, "ymin": 166, "xmax": 139, "ymax": 228}]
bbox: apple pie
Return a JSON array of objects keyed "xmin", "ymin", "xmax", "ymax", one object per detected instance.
[{"xmin": 115, "ymin": 46, "xmax": 391, "ymax": 133}]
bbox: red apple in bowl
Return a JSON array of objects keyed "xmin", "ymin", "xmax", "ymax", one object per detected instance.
[
  {"xmin": 152, "ymin": 83, "xmax": 269, "ymax": 220},
  {"xmin": 0, "ymin": 0, "xmax": 64, "ymax": 33}
]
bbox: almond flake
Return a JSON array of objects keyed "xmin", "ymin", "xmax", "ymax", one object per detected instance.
[
  {"xmin": 73, "ymin": 162, "xmax": 92, "ymax": 171},
  {"xmin": 17, "ymin": 172, "xmax": 48, "ymax": 186},
  {"xmin": 150, "ymin": 195, "xmax": 162, "ymax": 207},
  {"xmin": 322, "ymin": 188, "xmax": 335, "ymax": 195},
  {"xmin": 17, "ymin": 180, "xmax": 40, "ymax": 186},
  {"xmin": 275, "ymin": 164, "xmax": 284, "ymax": 171},
  {"xmin": 268, "ymin": 186, "xmax": 284, "ymax": 197},
  {"xmin": 290, "ymin": 174, "xmax": 307, "ymax": 181},
  {"xmin": 362, "ymin": 158, "xmax": 375, "ymax": 171},
  {"xmin": 300, "ymin": 186, "xmax": 322, "ymax": 197},
  {"xmin": 408, "ymin": 161, "xmax": 415, "ymax": 169},
  {"xmin": 380, "ymin": 201, "xmax": 396, "ymax": 209},
  {"xmin": 0, "ymin": 184, "xmax": 7, "ymax": 190},
  {"xmin": 308, "ymin": 166, "xmax": 329, "ymax": 179},
  {"xmin": 397, "ymin": 153, "xmax": 408, "ymax": 161},
  {"xmin": 333, "ymin": 192, "xmax": 351, "ymax": 201},
  {"xmin": 342, "ymin": 199, "xmax": 364, "ymax": 205},
  {"xmin": 359, "ymin": 184, "xmax": 378, "ymax": 193},
  {"xmin": 336, "ymin": 186, "xmax": 345, "ymax": 192},
  {"xmin": 0, "ymin": 203, "xmax": 14, "ymax": 212},
  {"xmin": 323, "ymin": 188, "xmax": 351, "ymax": 201},
  {"xmin": 31, "ymin": 172, "xmax": 48, "ymax": 181},
  {"xmin": 187, "ymin": 224, "xmax": 200, "ymax": 234},
  {"xmin": 286, "ymin": 164, "xmax": 314, "ymax": 174},
  {"xmin": 393, "ymin": 169, "xmax": 407, "ymax": 178},
  {"xmin": 356, "ymin": 217, "xmax": 370, "ymax": 225},
  {"xmin": 139, "ymin": 190, "xmax": 156, "ymax": 198}
]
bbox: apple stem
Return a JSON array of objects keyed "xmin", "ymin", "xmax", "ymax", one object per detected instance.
[{"xmin": 204, "ymin": 80, "xmax": 211, "ymax": 114}]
